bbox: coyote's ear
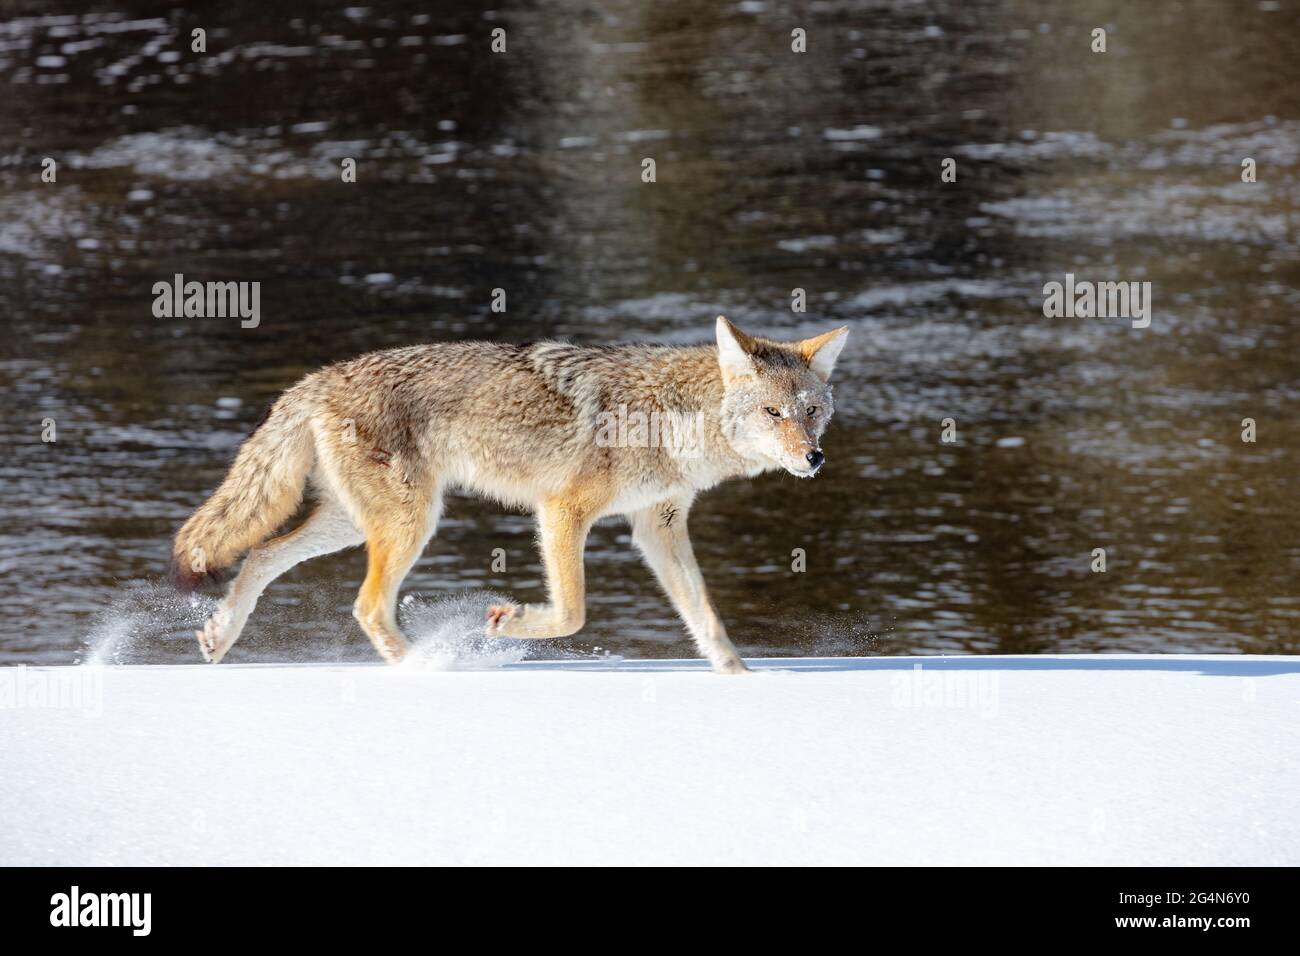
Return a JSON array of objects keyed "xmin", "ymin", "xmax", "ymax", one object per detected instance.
[
  {"xmin": 715, "ymin": 315, "xmax": 757, "ymax": 380},
  {"xmin": 798, "ymin": 326, "xmax": 849, "ymax": 382}
]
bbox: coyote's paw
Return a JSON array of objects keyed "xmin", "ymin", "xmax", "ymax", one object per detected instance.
[
  {"xmin": 195, "ymin": 609, "xmax": 235, "ymax": 664},
  {"xmin": 713, "ymin": 655, "xmax": 752, "ymax": 675},
  {"xmin": 484, "ymin": 603, "xmax": 520, "ymax": 637}
]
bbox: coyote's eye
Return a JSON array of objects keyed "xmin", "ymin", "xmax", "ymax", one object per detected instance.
[{"xmin": 764, "ymin": 406, "xmax": 781, "ymax": 418}]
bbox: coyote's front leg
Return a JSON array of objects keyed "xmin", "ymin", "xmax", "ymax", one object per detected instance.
[
  {"xmin": 629, "ymin": 496, "xmax": 749, "ymax": 674},
  {"xmin": 486, "ymin": 497, "xmax": 592, "ymax": 640}
]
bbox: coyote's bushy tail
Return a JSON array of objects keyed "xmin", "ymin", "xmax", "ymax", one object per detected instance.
[{"xmin": 172, "ymin": 390, "xmax": 316, "ymax": 589}]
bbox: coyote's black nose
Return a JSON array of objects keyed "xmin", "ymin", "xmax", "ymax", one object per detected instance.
[{"xmin": 806, "ymin": 450, "xmax": 824, "ymax": 469}]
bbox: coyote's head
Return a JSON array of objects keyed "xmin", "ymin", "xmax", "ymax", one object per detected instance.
[{"xmin": 714, "ymin": 316, "xmax": 849, "ymax": 478}]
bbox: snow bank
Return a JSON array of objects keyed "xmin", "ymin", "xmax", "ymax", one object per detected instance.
[{"xmin": 1, "ymin": 656, "xmax": 1296, "ymax": 866}]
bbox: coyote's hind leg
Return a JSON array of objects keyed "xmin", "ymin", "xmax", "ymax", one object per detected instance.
[
  {"xmin": 352, "ymin": 492, "xmax": 442, "ymax": 663},
  {"xmin": 197, "ymin": 497, "xmax": 362, "ymax": 663},
  {"xmin": 352, "ymin": 531, "xmax": 428, "ymax": 663}
]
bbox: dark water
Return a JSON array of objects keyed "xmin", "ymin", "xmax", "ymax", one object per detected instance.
[{"xmin": 2, "ymin": 0, "xmax": 1299, "ymax": 664}]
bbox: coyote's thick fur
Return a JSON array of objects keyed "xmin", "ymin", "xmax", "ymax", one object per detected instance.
[{"xmin": 173, "ymin": 317, "xmax": 848, "ymax": 672}]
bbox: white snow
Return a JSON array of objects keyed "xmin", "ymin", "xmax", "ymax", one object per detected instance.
[{"xmin": 1, "ymin": 655, "xmax": 1296, "ymax": 866}]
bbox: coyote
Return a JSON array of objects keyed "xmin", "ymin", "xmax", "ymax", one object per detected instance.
[{"xmin": 173, "ymin": 317, "xmax": 848, "ymax": 673}]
